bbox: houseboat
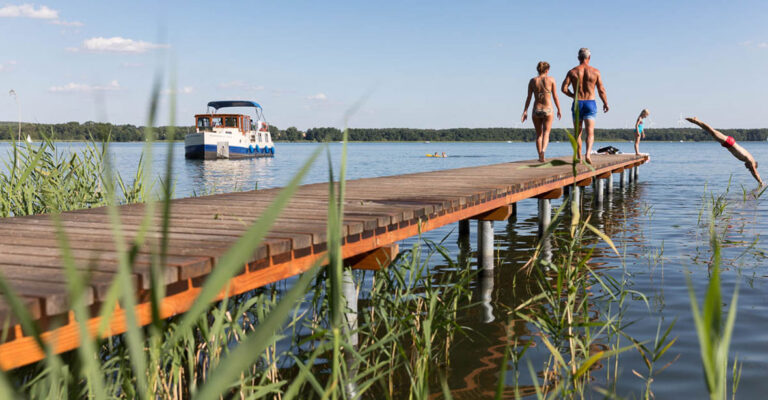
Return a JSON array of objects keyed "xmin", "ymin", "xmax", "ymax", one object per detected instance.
[{"xmin": 185, "ymin": 100, "xmax": 276, "ymax": 159}]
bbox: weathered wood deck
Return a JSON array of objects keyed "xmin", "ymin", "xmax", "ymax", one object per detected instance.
[{"xmin": 0, "ymin": 153, "xmax": 648, "ymax": 369}]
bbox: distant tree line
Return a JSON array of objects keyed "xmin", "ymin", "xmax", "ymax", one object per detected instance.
[
  {"xmin": 0, "ymin": 121, "xmax": 189, "ymax": 142},
  {"xmin": 286, "ymin": 127, "xmax": 768, "ymax": 142},
  {"xmin": 3, "ymin": 121, "xmax": 768, "ymax": 142}
]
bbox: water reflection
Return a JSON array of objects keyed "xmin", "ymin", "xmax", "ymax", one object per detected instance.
[
  {"xmin": 185, "ymin": 157, "xmax": 277, "ymax": 195},
  {"xmin": 442, "ymin": 180, "xmax": 647, "ymax": 398},
  {"xmin": 478, "ymin": 269, "xmax": 495, "ymax": 323}
]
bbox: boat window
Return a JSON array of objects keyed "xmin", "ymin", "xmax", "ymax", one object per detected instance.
[
  {"xmin": 224, "ymin": 117, "xmax": 238, "ymax": 128},
  {"xmin": 197, "ymin": 117, "xmax": 211, "ymax": 130},
  {"xmin": 212, "ymin": 117, "xmax": 223, "ymax": 127}
]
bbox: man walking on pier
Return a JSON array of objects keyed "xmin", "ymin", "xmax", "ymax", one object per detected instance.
[{"xmin": 561, "ymin": 48, "xmax": 609, "ymax": 164}]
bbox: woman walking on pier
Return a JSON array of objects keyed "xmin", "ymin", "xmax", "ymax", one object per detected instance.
[
  {"xmin": 522, "ymin": 61, "xmax": 561, "ymax": 162},
  {"xmin": 686, "ymin": 117, "xmax": 763, "ymax": 186},
  {"xmin": 634, "ymin": 109, "xmax": 649, "ymax": 155}
]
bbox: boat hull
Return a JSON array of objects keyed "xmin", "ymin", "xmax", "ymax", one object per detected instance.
[
  {"xmin": 185, "ymin": 144, "xmax": 275, "ymax": 159},
  {"xmin": 184, "ymin": 132, "xmax": 275, "ymax": 160}
]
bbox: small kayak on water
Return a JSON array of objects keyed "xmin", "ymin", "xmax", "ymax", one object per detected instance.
[{"xmin": 425, "ymin": 154, "xmax": 447, "ymax": 158}]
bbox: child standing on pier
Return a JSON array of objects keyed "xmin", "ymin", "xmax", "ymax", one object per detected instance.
[{"xmin": 634, "ymin": 109, "xmax": 649, "ymax": 155}]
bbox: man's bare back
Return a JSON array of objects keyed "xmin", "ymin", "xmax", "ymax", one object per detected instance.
[{"xmin": 562, "ymin": 64, "xmax": 602, "ymax": 101}]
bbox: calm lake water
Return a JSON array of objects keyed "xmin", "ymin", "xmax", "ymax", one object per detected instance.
[{"xmin": 3, "ymin": 140, "xmax": 768, "ymax": 398}]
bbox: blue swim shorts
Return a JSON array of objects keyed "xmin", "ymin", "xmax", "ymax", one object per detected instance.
[{"xmin": 572, "ymin": 100, "xmax": 597, "ymax": 121}]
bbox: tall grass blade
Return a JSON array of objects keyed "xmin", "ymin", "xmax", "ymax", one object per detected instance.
[
  {"xmin": 169, "ymin": 145, "xmax": 322, "ymax": 345},
  {"xmin": 195, "ymin": 268, "xmax": 318, "ymax": 400}
]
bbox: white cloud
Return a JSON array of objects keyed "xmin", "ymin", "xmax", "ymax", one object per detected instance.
[
  {"xmin": 0, "ymin": 4, "xmax": 79, "ymax": 27},
  {"xmin": 0, "ymin": 60, "xmax": 17, "ymax": 72},
  {"xmin": 162, "ymin": 86, "xmax": 194, "ymax": 95},
  {"xmin": 79, "ymin": 37, "xmax": 169, "ymax": 53},
  {"xmin": 49, "ymin": 80, "xmax": 120, "ymax": 93},
  {"xmin": 741, "ymin": 40, "xmax": 768, "ymax": 48},
  {"xmin": 271, "ymin": 88, "xmax": 296, "ymax": 96},
  {"xmin": 0, "ymin": 4, "xmax": 58, "ymax": 19},
  {"xmin": 120, "ymin": 62, "xmax": 144, "ymax": 68},
  {"xmin": 306, "ymin": 93, "xmax": 328, "ymax": 101},
  {"xmin": 218, "ymin": 80, "xmax": 264, "ymax": 91},
  {"xmin": 50, "ymin": 19, "xmax": 82, "ymax": 27}
]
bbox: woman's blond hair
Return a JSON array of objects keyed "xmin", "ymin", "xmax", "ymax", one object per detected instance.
[{"xmin": 640, "ymin": 109, "xmax": 650, "ymax": 117}]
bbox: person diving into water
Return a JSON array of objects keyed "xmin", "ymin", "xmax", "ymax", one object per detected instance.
[{"xmin": 686, "ymin": 117, "xmax": 763, "ymax": 186}]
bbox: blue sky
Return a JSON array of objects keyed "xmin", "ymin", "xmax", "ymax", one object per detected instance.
[{"xmin": 1, "ymin": 0, "xmax": 767, "ymax": 130}]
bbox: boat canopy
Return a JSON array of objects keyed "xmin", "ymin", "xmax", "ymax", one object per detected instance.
[{"xmin": 207, "ymin": 100, "xmax": 262, "ymax": 110}]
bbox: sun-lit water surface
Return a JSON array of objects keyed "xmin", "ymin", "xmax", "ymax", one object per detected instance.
[{"xmin": 2, "ymin": 140, "xmax": 767, "ymax": 398}]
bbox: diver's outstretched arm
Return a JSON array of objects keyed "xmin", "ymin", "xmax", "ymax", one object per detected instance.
[
  {"xmin": 747, "ymin": 162, "xmax": 764, "ymax": 186},
  {"xmin": 686, "ymin": 117, "xmax": 728, "ymax": 143}
]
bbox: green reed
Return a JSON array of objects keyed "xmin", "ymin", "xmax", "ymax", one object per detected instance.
[
  {"xmin": 688, "ymin": 184, "xmax": 742, "ymax": 400},
  {"xmin": 0, "ymin": 134, "xmax": 148, "ymax": 217}
]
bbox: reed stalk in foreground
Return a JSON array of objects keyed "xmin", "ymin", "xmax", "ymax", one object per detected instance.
[{"xmin": 688, "ymin": 187, "xmax": 741, "ymax": 400}]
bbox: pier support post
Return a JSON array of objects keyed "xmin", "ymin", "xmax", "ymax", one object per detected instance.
[
  {"xmin": 537, "ymin": 198, "xmax": 551, "ymax": 238},
  {"xmin": 458, "ymin": 219, "xmax": 470, "ymax": 241},
  {"xmin": 342, "ymin": 268, "xmax": 358, "ymax": 347},
  {"xmin": 595, "ymin": 178, "xmax": 605, "ymax": 205},
  {"xmin": 457, "ymin": 220, "xmax": 471, "ymax": 267},
  {"xmin": 620, "ymin": 169, "xmax": 626, "ymax": 188},
  {"xmin": 479, "ymin": 268, "xmax": 495, "ymax": 323},
  {"xmin": 607, "ymin": 173, "xmax": 614, "ymax": 195},
  {"xmin": 628, "ymin": 167, "xmax": 634, "ymax": 184},
  {"xmin": 634, "ymin": 166, "xmax": 639, "ymax": 182},
  {"xmin": 572, "ymin": 185, "xmax": 581, "ymax": 210},
  {"xmin": 477, "ymin": 220, "xmax": 494, "ymax": 271},
  {"xmin": 342, "ymin": 267, "xmax": 360, "ymax": 398}
]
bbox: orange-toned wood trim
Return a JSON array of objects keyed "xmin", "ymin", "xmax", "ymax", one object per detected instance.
[
  {"xmin": 596, "ymin": 172, "xmax": 611, "ymax": 179},
  {"xmin": 346, "ymin": 245, "xmax": 398, "ymax": 271},
  {"xmin": 535, "ymin": 187, "xmax": 563, "ymax": 200},
  {"xmin": 576, "ymin": 177, "xmax": 592, "ymax": 186},
  {"xmin": 0, "ymin": 156, "xmax": 646, "ymax": 370},
  {"xmin": 471, "ymin": 205, "xmax": 515, "ymax": 221}
]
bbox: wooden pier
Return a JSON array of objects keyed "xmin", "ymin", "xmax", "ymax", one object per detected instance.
[{"xmin": 0, "ymin": 153, "xmax": 648, "ymax": 369}]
